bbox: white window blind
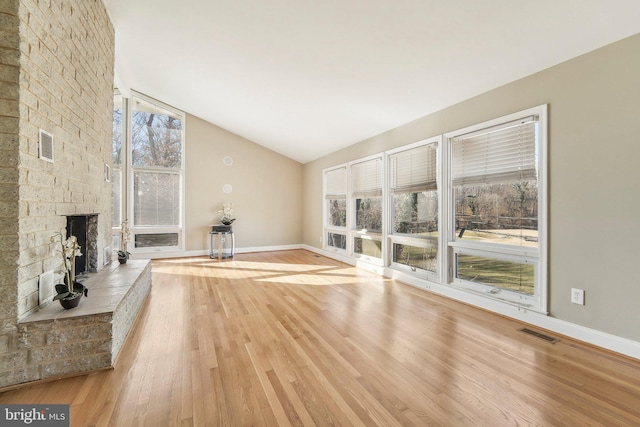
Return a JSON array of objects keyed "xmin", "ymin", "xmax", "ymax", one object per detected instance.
[
  {"xmin": 351, "ymin": 158, "xmax": 382, "ymax": 197},
  {"xmin": 325, "ymin": 167, "xmax": 347, "ymax": 199},
  {"xmin": 389, "ymin": 143, "xmax": 437, "ymax": 194},
  {"xmin": 451, "ymin": 116, "xmax": 538, "ymax": 186}
]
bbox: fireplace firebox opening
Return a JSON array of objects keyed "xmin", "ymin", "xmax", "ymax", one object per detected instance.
[{"xmin": 66, "ymin": 214, "xmax": 99, "ymax": 276}]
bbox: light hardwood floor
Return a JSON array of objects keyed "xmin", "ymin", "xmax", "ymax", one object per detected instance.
[{"xmin": 2, "ymin": 250, "xmax": 639, "ymax": 426}]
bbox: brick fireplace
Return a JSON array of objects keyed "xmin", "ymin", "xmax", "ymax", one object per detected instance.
[{"xmin": 0, "ymin": 0, "xmax": 117, "ymax": 388}]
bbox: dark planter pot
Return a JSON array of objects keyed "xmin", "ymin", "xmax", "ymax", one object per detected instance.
[
  {"xmin": 55, "ymin": 282, "xmax": 88, "ymax": 310},
  {"xmin": 59, "ymin": 292, "xmax": 82, "ymax": 309},
  {"xmin": 118, "ymin": 257, "xmax": 127, "ymax": 264}
]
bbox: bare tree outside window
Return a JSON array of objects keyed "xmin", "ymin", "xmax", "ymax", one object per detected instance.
[
  {"xmin": 393, "ymin": 191, "xmax": 438, "ymax": 235},
  {"xmin": 454, "ymin": 180, "xmax": 538, "ymax": 247},
  {"xmin": 112, "ymin": 106, "xmax": 123, "ymax": 166},
  {"xmin": 327, "ymin": 232, "xmax": 346, "ymax": 250},
  {"xmin": 355, "ymin": 197, "xmax": 382, "ymax": 232},
  {"xmin": 131, "ymin": 111, "xmax": 182, "ymax": 168},
  {"xmin": 328, "ymin": 199, "xmax": 346, "ymax": 227},
  {"xmin": 112, "ymin": 98, "xmax": 123, "ymax": 228}
]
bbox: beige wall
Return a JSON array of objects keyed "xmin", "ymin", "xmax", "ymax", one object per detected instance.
[
  {"xmin": 303, "ymin": 33, "xmax": 640, "ymax": 343},
  {"xmin": 185, "ymin": 115, "xmax": 303, "ymax": 252}
]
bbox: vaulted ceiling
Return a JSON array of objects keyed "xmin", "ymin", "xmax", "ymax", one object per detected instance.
[{"xmin": 103, "ymin": 0, "xmax": 640, "ymax": 163}]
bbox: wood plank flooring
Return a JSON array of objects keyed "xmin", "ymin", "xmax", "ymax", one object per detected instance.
[{"xmin": 2, "ymin": 249, "xmax": 639, "ymax": 426}]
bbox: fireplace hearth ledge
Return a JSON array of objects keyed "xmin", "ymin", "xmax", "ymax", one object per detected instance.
[{"xmin": 17, "ymin": 260, "xmax": 152, "ymax": 382}]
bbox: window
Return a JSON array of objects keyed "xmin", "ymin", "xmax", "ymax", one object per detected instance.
[
  {"xmin": 388, "ymin": 138, "xmax": 440, "ymax": 277},
  {"xmin": 112, "ymin": 92, "xmax": 125, "ymax": 250},
  {"xmin": 324, "ymin": 166, "xmax": 347, "ymax": 252},
  {"xmin": 133, "ymin": 171, "xmax": 181, "ymax": 227},
  {"xmin": 350, "ymin": 156, "xmax": 383, "ymax": 262},
  {"xmin": 327, "ymin": 232, "xmax": 346, "ymax": 250},
  {"xmin": 321, "ymin": 105, "xmax": 547, "ymax": 313},
  {"xmin": 113, "ymin": 91, "xmax": 185, "ymax": 253},
  {"xmin": 447, "ymin": 105, "xmax": 546, "ymax": 310}
]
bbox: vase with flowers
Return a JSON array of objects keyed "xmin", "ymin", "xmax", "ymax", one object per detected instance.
[
  {"xmin": 118, "ymin": 219, "xmax": 132, "ymax": 264},
  {"xmin": 218, "ymin": 203, "xmax": 235, "ymax": 226},
  {"xmin": 51, "ymin": 231, "xmax": 88, "ymax": 309}
]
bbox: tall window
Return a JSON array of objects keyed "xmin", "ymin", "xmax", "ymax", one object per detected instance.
[
  {"xmin": 388, "ymin": 138, "xmax": 440, "ymax": 277},
  {"xmin": 112, "ymin": 93, "xmax": 123, "ymax": 227},
  {"xmin": 113, "ymin": 91, "xmax": 185, "ymax": 252},
  {"xmin": 447, "ymin": 106, "xmax": 546, "ymax": 310},
  {"xmin": 324, "ymin": 166, "xmax": 347, "ymax": 251},
  {"xmin": 350, "ymin": 156, "xmax": 383, "ymax": 261}
]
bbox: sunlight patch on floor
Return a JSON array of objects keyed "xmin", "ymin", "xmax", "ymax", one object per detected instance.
[
  {"xmin": 255, "ymin": 274, "xmax": 364, "ymax": 286},
  {"xmin": 222, "ymin": 260, "xmax": 333, "ymax": 272},
  {"xmin": 153, "ymin": 257, "xmax": 357, "ymax": 285}
]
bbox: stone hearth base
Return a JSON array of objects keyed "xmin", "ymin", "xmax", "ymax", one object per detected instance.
[{"xmin": 14, "ymin": 260, "xmax": 152, "ymax": 385}]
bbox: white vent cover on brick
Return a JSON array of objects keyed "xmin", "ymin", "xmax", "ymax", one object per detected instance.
[{"xmin": 39, "ymin": 129, "xmax": 54, "ymax": 162}]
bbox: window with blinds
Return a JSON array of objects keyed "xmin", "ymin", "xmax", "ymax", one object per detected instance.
[
  {"xmin": 451, "ymin": 116, "xmax": 538, "ymax": 186},
  {"xmin": 389, "ymin": 143, "xmax": 437, "ymax": 194},
  {"xmin": 389, "ymin": 142, "xmax": 439, "ymax": 235},
  {"xmin": 351, "ymin": 158, "xmax": 382, "ymax": 198},
  {"xmin": 451, "ymin": 115, "xmax": 540, "ymax": 249},
  {"xmin": 351, "ymin": 157, "xmax": 383, "ymax": 233},
  {"xmin": 321, "ymin": 106, "xmax": 546, "ymax": 311},
  {"xmin": 388, "ymin": 139, "xmax": 440, "ymax": 275},
  {"xmin": 324, "ymin": 166, "xmax": 347, "ymax": 229},
  {"xmin": 324, "ymin": 167, "xmax": 346, "ymax": 200},
  {"xmin": 115, "ymin": 91, "xmax": 186, "ymax": 253},
  {"xmin": 447, "ymin": 105, "xmax": 546, "ymax": 311}
]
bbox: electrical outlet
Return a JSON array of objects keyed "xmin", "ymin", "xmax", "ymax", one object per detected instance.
[{"xmin": 571, "ymin": 288, "xmax": 585, "ymax": 305}]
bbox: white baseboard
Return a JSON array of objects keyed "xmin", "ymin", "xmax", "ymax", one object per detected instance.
[
  {"xmin": 235, "ymin": 244, "xmax": 303, "ymax": 254},
  {"xmin": 134, "ymin": 244, "xmax": 304, "ymax": 260},
  {"xmin": 302, "ymin": 245, "xmax": 640, "ymax": 361}
]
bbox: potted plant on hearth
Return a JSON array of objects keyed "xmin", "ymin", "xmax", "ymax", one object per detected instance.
[
  {"xmin": 118, "ymin": 219, "xmax": 132, "ymax": 264},
  {"xmin": 51, "ymin": 231, "xmax": 88, "ymax": 309}
]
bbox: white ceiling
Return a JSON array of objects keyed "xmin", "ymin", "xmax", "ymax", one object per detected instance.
[{"xmin": 103, "ymin": 0, "xmax": 640, "ymax": 164}]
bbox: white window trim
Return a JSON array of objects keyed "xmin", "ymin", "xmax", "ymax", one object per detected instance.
[
  {"xmin": 325, "ymin": 227, "xmax": 348, "ymax": 254},
  {"xmin": 130, "ymin": 170, "xmax": 184, "ymax": 253},
  {"xmin": 348, "ymin": 153, "xmax": 385, "ymax": 266},
  {"xmin": 451, "ymin": 246, "xmax": 541, "ymax": 309},
  {"xmin": 123, "ymin": 90, "xmax": 186, "ymax": 254},
  {"xmin": 444, "ymin": 104, "xmax": 548, "ymax": 313},
  {"xmin": 386, "ymin": 136, "xmax": 442, "ymax": 281},
  {"xmin": 388, "ymin": 233, "xmax": 439, "ymax": 277},
  {"xmin": 322, "ymin": 164, "xmax": 348, "ymax": 254},
  {"xmin": 131, "ymin": 227, "xmax": 183, "ymax": 252},
  {"xmin": 112, "ymin": 90, "xmax": 128, "ymax": 251}
]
